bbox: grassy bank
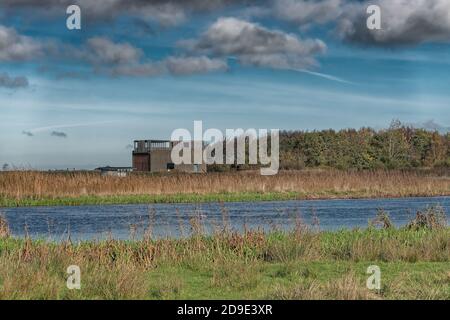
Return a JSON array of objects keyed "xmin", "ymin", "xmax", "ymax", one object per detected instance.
[
  {"xmin": 0, "ymin": 229, "xmax": 448, "ymax": 300},
  {"xmin": 1, "ymin": 190, "xmax": 449, "ymax": 207},
  {"xmin": 0, "ymin": 192, "xmax": 301, "ymax": 207},
  {"xmin": 0, "ymin": 209, "xmax": 448, "ymax": 299},
  {"xmin": 1, "ymin": 169, "xmax": 449, "ymax": 207}
]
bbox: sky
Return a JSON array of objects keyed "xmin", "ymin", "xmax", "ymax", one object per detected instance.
[{"xmin": 0, "ymin": 0, "xmax": 449, "ymax": 169}]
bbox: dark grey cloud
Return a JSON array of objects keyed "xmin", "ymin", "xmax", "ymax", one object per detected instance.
[
  {"xmin": 180, "ymin": 17, "xmax": 326, "ymax": 69},
  {"xmin": 270, "ymin": 0, "xmax": 450, "ymax": 46},
  {"xmin": 1, "ymin": 0, "xmax": 253, "ymax": 27},
  {"xmin": 266, "ymin": 0, "xmax": 450, "ymax": 47},
  {"xmin": 51, "ymin": 131, "xmax": 68, "ymax": 138},
  {"xmin": 337, "ymin": 0, "xmax": 450, "ymax": 46},
  {"xmin": 0, "ymin": 73, "xmax": 29, "ymax": 89},
  {"xmin": 22, "ymin": 130, "xmax": 34, "ymax": 137}
]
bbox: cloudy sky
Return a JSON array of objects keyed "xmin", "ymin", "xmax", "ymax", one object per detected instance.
[{"xmin": 1, "ymin": 0, "xmax": 449, "ymax": 169}]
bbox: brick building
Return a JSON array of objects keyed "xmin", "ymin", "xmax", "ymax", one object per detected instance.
[{"xmin": 132, "ymin": 139, "xmax": 207, "ymax": 173}]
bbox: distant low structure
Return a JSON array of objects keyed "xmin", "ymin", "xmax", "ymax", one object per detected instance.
[
  {"xmin": 132, "ymin": 139, "xmax": 207, "ymax": 173},
  {"xmin": 95, "ymin": 166, "xmax": 133, "ymax": 177}
]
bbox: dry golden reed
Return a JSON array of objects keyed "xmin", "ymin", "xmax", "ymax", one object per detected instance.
[{"xmin": 0, "ymin": 169, "xmax": 449, "ymax": 200}]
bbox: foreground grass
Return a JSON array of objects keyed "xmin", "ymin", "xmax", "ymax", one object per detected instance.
[
  {"xmin": 0, "ymin": 227, "xmax": 448, "ymax": 300},
  {"xmin": 1, "ymin": 169, "xmax": 449, "ymax": 207}
]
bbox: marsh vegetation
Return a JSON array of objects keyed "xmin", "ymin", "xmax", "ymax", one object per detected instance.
[
  {"xmin": 0, "ymin": 207, "xmax": 448, "ymax": 300},
  {"xmin": 0, "ymin": 169, "xmax": 449, "ymax": 207}
]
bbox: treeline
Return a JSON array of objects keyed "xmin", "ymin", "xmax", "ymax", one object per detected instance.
[
  {"xmin": 279, "ymin": 120, "xmax": 449, "ymax": 170},
  {"xmin": 209, "ymin": 121, "xmax": 450, "ymax": 171}
]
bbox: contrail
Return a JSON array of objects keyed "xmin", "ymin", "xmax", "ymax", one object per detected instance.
[
  {"xmin": 27, "ymin": 121, "xmax": 114, "ymax": 134},
  {"xmin": 226, "ymin": 56, "xmax": 353, "ymax": 84},
  {"xmin": 292, "ymin": 68, "xmax": 354, "ymax": 84}
]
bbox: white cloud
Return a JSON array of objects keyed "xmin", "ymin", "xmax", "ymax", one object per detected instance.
[
  {"xmin": 0, "ymin": 25, "xmax": 43, "ymax": 61},
  {"xmin": 165, "ymin": 56, "xmax": 228, "ymax": 75},
  {"xmin": 180, "ymin": 17, "xmax": 327, "ymax": 69},
  {"xmin": 85, "ymin": 37, "xmax": 143, "ymax": 65},
  {"xmin": 78, "ymin": 37, "xmax": 228, "ymax": 77}
]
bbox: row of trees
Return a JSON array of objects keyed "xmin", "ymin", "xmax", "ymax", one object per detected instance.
[
  {"xmin": 279, "ymin": 121, "xmax": 449, "ymax": 170},
  {"xmin": 210, "ymin": 121, "xmax": 450, "ymax": 171}
]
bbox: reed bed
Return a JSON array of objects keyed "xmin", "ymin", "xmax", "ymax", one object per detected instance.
[
  {"xmin": 0, "ymin": 169, "xmax": 449, "ymax": 206},
  {"xmin": 0, "ymin": 208, "xmax": 448, "ymax": 300}
]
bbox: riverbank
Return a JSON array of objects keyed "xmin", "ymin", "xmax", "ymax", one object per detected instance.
[
  {"xmin": 2, "ymin": 191, "xmax": 450, "ymax": 208},
  {"xmin": 0, "ymin": 225, "xmax": 448, "ymax": 299},
  {"xmin": 1, "ymin": 169, "xmax": 449, "ymax": 207}
]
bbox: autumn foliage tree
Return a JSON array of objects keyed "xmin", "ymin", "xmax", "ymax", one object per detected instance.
[{"xmin": 209, "ymin": 121, "xmax": 450, "ymax": 171}]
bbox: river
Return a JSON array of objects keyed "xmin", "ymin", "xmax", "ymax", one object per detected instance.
[{"xmin": 2, "ymin": 196, "xmax": 449, "ymax": 241}]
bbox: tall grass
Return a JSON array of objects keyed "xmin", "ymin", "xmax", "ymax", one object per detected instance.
[
  {"xmin": 0, "ymin": 169, "xmax": 449, "ymax": 206},
  {"xmin": 0, "ymin": 208, "xmax": 448, "ymax": 299}
]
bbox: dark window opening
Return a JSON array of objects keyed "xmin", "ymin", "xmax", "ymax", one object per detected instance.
[{"xmin": 167, "ymin": 163, "xmax": 175, "ymax": 170}]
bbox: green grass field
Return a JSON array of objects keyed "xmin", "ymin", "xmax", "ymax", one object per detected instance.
[
  {"xmin": 0, "ymin": 192, "xmax": 300, "ymax": 207},
  {"xmin": 2, "ymin": 189, "xmax": 449, "ymax": 208},
  {"xmin": 0, "ymin": 226, "xmax": 448, "ymax": 300}
]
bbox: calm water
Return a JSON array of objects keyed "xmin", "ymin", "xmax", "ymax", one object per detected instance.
[{"xmin": 2, "ymin": 196, "xmax": 449, "ymax": 241}]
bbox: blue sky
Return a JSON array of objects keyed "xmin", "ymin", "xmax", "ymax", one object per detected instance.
[{"xmin": 1, "ymin": 0, "xmax": 449, "ymax": 169}]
